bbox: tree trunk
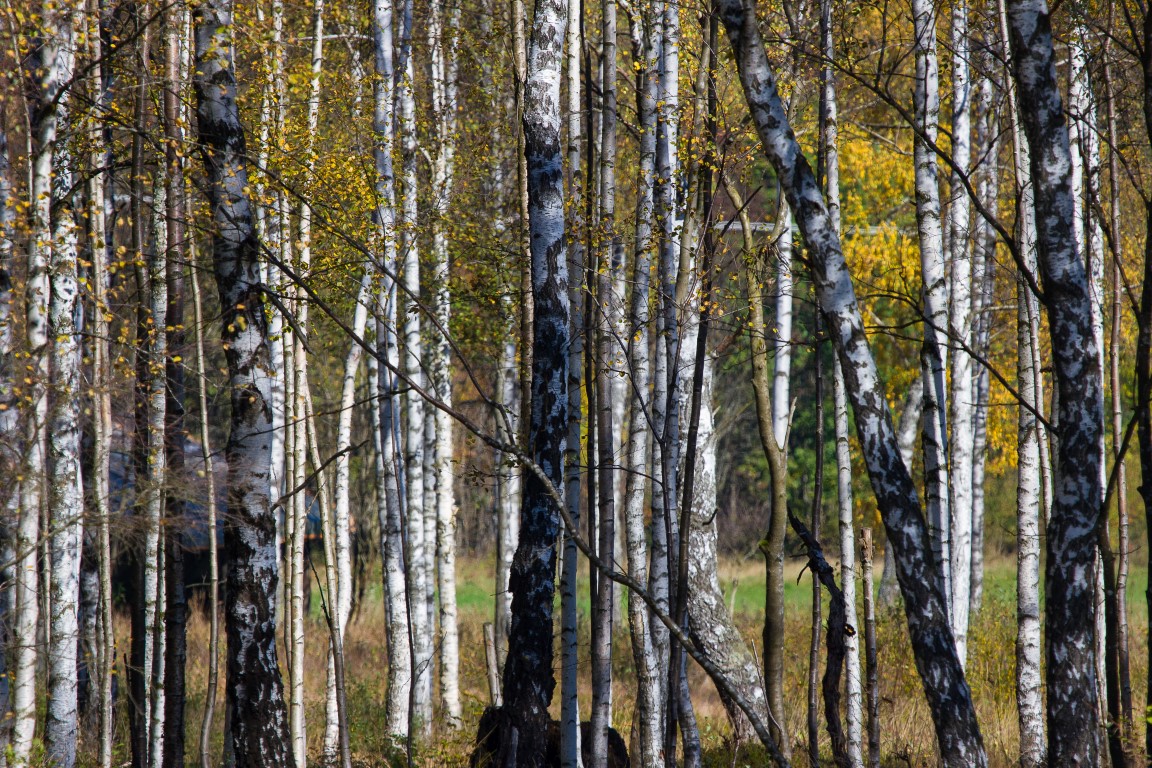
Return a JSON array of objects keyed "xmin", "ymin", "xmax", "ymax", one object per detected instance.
[
  {"xmin": 1005, "ymin": 2, "xmax": 1107, "ymax": 765},
  {"xmin": 493, "ymin": 0, "xmax": 568, "ymax": 758},
  {"xmin": 45, "ymin": 29, "xmax": 83, "ymax": 765},
  {"xmin": 947, "ymin": 0, "xmax": 974, "ymax": 667},
  {"xmin": 371, "ymin": 0, "xmax": 412, "ymax": 738},
  {"xmin": 718, "ymin": 1, "xmax": 987, "ymax": 762},
  {"xmin": 911, "ymin": 0, "xmax": 952, "ymax": 609},
  {"xmin": 193, "ymin": 2, "xmax": 294, "ymax": 764},
  {"xmin": 427, "ymin": 0, "xmax": 462, "ymax": 727},
  {"xmin": 623, "ymin": 5, "xmax": 662, "ymax": 762},
  {"xmin": 560, "ymin": 0, "xmax": 583, "ymax": 757},
  {"xmin": 162, "ymin": 7, "xmax": 189, "ymax": 764}
]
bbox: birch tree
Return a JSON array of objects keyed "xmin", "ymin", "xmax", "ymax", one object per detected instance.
[
  {"xmin": 491, "ymin": 0, "xmax": 568, "ymax": 757},
  {"xmin": 1005, "ymin": 1, "xmax": 1107, "ymax": 764},
  {"xmin": 911, "ymin": 0, "xmax": 951, "ymax": 605},
  {"xmin": 948, "ymin": 0, "xmax": 975, "ymax": 665},
  {"xmin": 193, "ymin": 1, "xmax": 294, "ymax": 763},
  {"xmin": 623, "ymin": 0, "xmax": 663, "ymax": 759},
  {"xmin": 45, "ymin": 14, "xmax": 84, "ymax": 765},
  {"xmin": 427, "ymin": 0, "xmax": 462, "ymax": 726},
  {"xmin": 718, "ymin": 0, "xmax": 987, "ymax": 762},
  {"xmin": 371, "ymin": 0, "xmax": 412, "ymax": 737}
]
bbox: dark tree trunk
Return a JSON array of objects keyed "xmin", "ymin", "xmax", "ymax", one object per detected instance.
[
  {"xmin": 717, "ymin": 0, "xmax": 986, "ymax": 764},
  {"xmin": 1005, "ymin": 2, "xmax": 1107, "ymax": 765},
  {"xmin": 493, "ymin": 0, "xmax": 569, "ymax": 760},
  {"xmin": 193, "ymin": 2, "xmax": 294, "ymax": 766}
]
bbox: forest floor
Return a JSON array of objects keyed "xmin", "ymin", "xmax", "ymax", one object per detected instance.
[{"xmin": 135, "ymin": 554, "xmax": 1150, "ymax": 767}]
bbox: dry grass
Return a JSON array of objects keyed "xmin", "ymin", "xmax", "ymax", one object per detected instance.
[{"xmin": 86, "ymin": 554, "xmax": 1150, "ymax": 767}]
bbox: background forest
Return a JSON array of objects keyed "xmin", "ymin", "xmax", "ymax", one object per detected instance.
[{"xmin": 0, "ymin": 0, "xmax": 1143, "ymax": 764}]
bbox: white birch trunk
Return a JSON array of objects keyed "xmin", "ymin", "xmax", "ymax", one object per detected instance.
[
  {"xmin": 13, "ymin": 4, "xmax": 70, "ymax": 760},
  {"xmin": 772, "ymin": 215, "xmax": 793, "ymax": 448},
  {"xmin": 821, "ymin": 1, "xmax": 861, "ymax": 759},
  {"xmin": 560, "ymin": 0, "xmax": 583, "ymax": 760},
  {"xmin": 911, "ymin": 0, "xmax": 952, "ymax": 606},
  {"xmin": 397, "ymin": 0, "xmax": 433, "ymax": 726},
  {"xmin": 144, "ymin": 182, "xmax": 169, "ymax": 768},
  {"xmin": 947, "ymin": 0, "xmax": 974, "ymax": 667},
  {"xmin": 428, "ymin": 0, "xmax": 461, "ymax": 725},
  {"xmin": 46, "ymin": 51, "xmax": 84, "ymax": 765},
  {"xmin": 372, "ymin": 0, "xmax": 412, "ymax": 735},
  {"xmin": 624, "ymin": 4, "xmax": 662, "ymax": 760},
  {"xmin": 996, "ymin": 1, "xmax": 1044, "ymax": 758}
]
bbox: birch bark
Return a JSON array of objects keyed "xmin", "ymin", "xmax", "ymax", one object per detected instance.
[
  {"xmin": 1005, "ymin": 2, "xmax": 1107, "ymax": 764},
  {"xmin": 193, "ymin": 2, "xmax": 294, "ymax": 763},
  {"xmin": 397, "ymin": 0, "xmax": 433, "ymax": 726},
  {"xmin": 718, "ymin": 0, "xmax": 987, "ymax": 762},
  {"xmin": 372, "ymin": 0, "xmax": 412, "ymax": 737},
  {"xmin": 493, "ymin": 0, "xmax": 569, "ymax": 757},
  {"xmin": 46, "ymin": 25, "xmax": 83, "ymax": 764},
  {"xmin": 428, "ymin": 0, "xmax": 462, "ymax": 726},
  {"xmin": 948, "ymin": 0, "xmax": 974, "ymax": 666},
  {"xmin": 623, "ymin": 3, "xmax": 663, "ymax": 760},
  {"xmin": 911, "ymin": 0, "xmax": 951, "ymax": 606}
]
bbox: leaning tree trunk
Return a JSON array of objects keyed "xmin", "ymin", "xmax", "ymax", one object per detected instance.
[
  {"xmin": 1005, "ymin": 1, "xmax": 1107, "ymax": 765},
  {"xmin": 491, "ymin": 0, "xmax": 569, "ymax": 759},
  {"xmin": 193, "ymin": 2, "xmax": 294, "ymax": 765},
  {"xmin": 718, "ymin": 0, "xmax": 987, "ymax": 763}
]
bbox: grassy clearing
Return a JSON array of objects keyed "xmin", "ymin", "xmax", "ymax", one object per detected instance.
[{"xmin": 91, "ymin": 554, "xmax": 1151, "ymax": 767}]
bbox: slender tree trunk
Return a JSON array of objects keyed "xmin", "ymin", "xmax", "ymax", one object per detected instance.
[
  {"xmin": 190, "ymin": 246, "xmax": 222, "ymax": 768},
  {"xmin": 45, "ymin": 26, "xmax": 83, "ymax": 765},
  {"xmin": 162, "ymin": 8, "xmax": 189, "ymax": 764},
  {"xmin": 14, "ymin": 3, "xmax": 71, "ymax": 761},
  {"xmin": 372, "ymin": 0, "xmax": 412, "ymax": 738},
  {"xmin": 623, "ymin": 5, "xmax": 662, "ymax": 761},
  {"xmin": 395, "ymin": 0, "xmax": 433, "ymax": 728},
  {"xmin": 427, "ymin": 0, "xmax": 462, "ymax": 727},
  {"xmin": 718, "ymin": 1, "xmax": 987, "ymax": 762},
  {"xmin": 1103, "ymin": 0, "xmax": 1133, "ymax": 733},
  {"xmin": 968, "ymin": 60, "xmax": 1000, "ymax": 617},
  {"xmin": 1005, "ymin": 2, "xmax": 1107, "ymax": 764},
  {"xmin": 559, "ymin": 0, "xmax": 585, "ymax": 759},
  {"xmin": 997, "ymin": 5, "xmax": 1045, "ymax": 764},
  {"xmin": 560, "ymin": 0, "xmax": 583, "ymax": 757},
  {"xmin": 193, "ymin": 2, "xmax": 294, "ymax": 764},
  {"xmin": 860, "ymin": 530, "xmax": 880, "ymax": 768},
  {"xmin": 590, "ymin": 0, "xmax": 621, "ymax": 757},
  {"xmin": 724, "ymin": 171, "xmax": 793, "ymax": 758},
  {"xmin": 492, "ymin": 0, "xmax": 569, "ymax": 758},
  {"xmin": 947, "ymin": 0, "xmax": 974, "ymax": 667},
  {"xmin": 910, "ymin": 0, "xmax": 952, "ymax": 609}
]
